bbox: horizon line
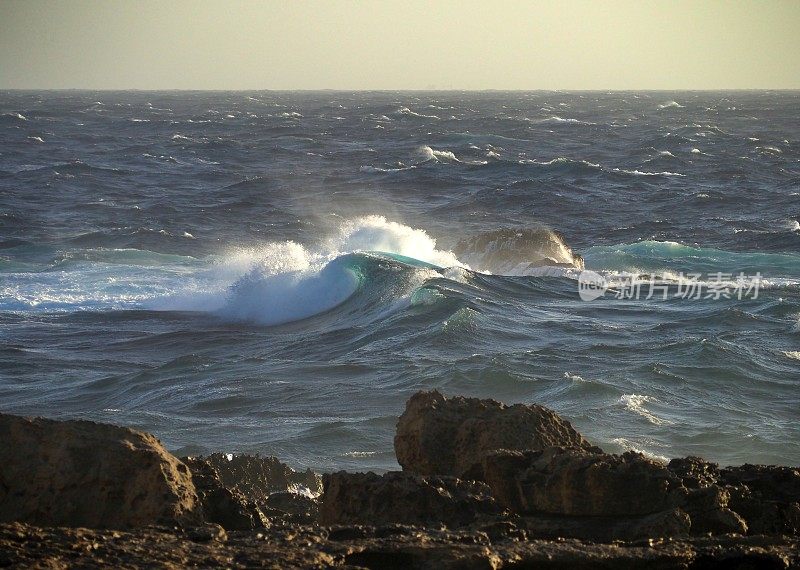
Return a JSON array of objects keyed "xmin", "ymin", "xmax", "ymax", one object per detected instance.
[{"xmin": 3, "ymin": 88, "xmax": 800, "ymax": 93}]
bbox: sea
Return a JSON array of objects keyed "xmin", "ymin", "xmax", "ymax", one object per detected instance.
[{"xmin": 1, "ymin": 90, "xmax": 798, "ymax": 471}]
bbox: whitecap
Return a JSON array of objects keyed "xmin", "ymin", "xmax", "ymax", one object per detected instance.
[
  {"xmin": 619, "ymin": 394, "xmax": 672, "ymax": 426},
  {"xmin": 657, "ymin": 101, "xmax": 684, "ymax": 109},
  {"xmin": 359, "ymin": 165, "xmax": 416, "ymax": 174},
  {"xmin": 397, "ymin": 107, "xmax": 439, "ymax": 119}
]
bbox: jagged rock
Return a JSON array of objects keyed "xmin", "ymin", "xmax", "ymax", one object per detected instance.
[
  {"xmin": 194, "ymin": 453, "xmax": 322, "ymax": 497},
  {"xmin": 264, "ymin": 491, "xmax": 320, "ymax": 524},
  {"xmin": 0, "ymin": 413, "xmax": 200, "ymax": 529},
  {"xmin": 395, "ymin": 390, "xmax": 594, "ymax": 478},
  {"xmin": 721, "ymin": 464, "xmax": 800, "ymax": 536},
  {"xmin": 182, "ymin": 457, "xmax": 267, "ymax": 530},
  {"xmin": 667, "ymin": 456, "xmax": 720, "ymax": 489},
  {"xmin": 319, "ymin": 471, "xmax": 503, "ymax": 527},
  {"xmin": 720, "ymin": 464, "xmax": 800, "ymax": 504},
  {"xmin": 481, "ymin": 447, "xmax": 684, "ymax": 517},
  {"xmin": 479, "ymin": 447, "xmax": 752, "ymax": 538},
  {"xmin": 668, "ymin": 458, "xmax": 797, "ymax": 535},
  {"xmin": 683, "ymin": 485, "xmax": 748, "ymax": 535}
]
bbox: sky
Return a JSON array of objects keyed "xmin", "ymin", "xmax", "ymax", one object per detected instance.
[{"xmin": 1, "ymin": 0, "xmax": 799, "ymax": 90}]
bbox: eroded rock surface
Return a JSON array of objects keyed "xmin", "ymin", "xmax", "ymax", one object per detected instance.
[
  {"xmin": 0, "ymin": 413, "xmax": 199, "ymax": 529},
  {"xmin": 395, "ymin": 390, "xmax": 594, "ymax": 478},
  {"xmin": 1, "ymin": 522, "xmax": 797, "ymax": 570},
  {"xmin": 320, "ymin": 471, "xmax": 502, "ymax": 527}
]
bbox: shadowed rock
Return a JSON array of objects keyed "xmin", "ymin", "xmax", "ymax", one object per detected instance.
[
  {"xmin": 0, "ymin": 413, "xmax": 200, "ymax": 529},
  {"xmin": 395, "ymin": 390, "xmax": 594, "ymax": 478},
  {"xmin": 481, "ymin": 447, "xmax": 683, "ymax": 517},
  {"xmin": 480, "ymin": 447, "xmax": 748, "ymax": 538},
  {"xmin": 319, "ymin": 471, "xmax": 502, "ymax": 527},
  {"xmin": 183, "ymin": 454, "xmax": 322, "ymax": 529}
]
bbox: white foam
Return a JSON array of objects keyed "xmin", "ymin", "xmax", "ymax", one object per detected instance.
[
  {"xmin": 657, "ymin": 100, "xmax": 684, "ymax": 109},
  {"xmin": 397, "ymin": 107, "xmax": 439, "ymax": 119},
  {"xmin": 418, "ymin": 145, "xmax": 460, "ymax": 163},
  {"xmin": 619, "ymin": 394, "xmax": 672, "ymax": 426},
  {"xmin": 611, "ymin": 438, "xmax": 670, "ymax": 463},
  {"xmin": 359, "ymin": 165, "xmax": 416, "ymax": 173},
  {"xmin": 332, "ymin": 215, "xmax": 463, "ymax": 268}
]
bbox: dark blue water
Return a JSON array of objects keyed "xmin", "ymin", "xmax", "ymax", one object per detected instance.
[{"xmin": 1, "ymin": 91, "xmax": 799, "ymax": 470}]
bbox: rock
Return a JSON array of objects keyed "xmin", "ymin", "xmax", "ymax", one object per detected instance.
[
  {"xmin": 720, "ymin": 464, "xmax": 800, "ymax": 504},
  {"xmin": 519, "ymin": 508, "xmax": 691, "ymax": 542},
  {"xmin": 185, "ymin": 523, "xmax": 228, "ymax": 543},
  {"xmin": 683, "ymin": 485, "xmax": 748, "ymax": 535},
  {"xmin": 319, "ymin": 471, "xmax": 503, "ymax": 527},
  {"xmin": 452, "ymin": 228, "xmax": 585, "ymax": 273},
  {"xmin": 721, "ymin": 464, "xmax": 800, "ymax": 536},
  {"xmin": 264, "ymin": 491, "xmax": 320, "ymax": 524},
  {"xmin": 182, "ymin": 457, "xmax": 267, "ymax": 530},
  {"xmin": 193, "ymin": 453, "xmax": 322, "ymax": 497},
  {"xmin": 0, "ymin": 413, "xmax": 200, "ymax": 529},
  {"xmin": 667, "ymin": 458, "xmax": 799, "ymax": 536},
  {"xmin": 395, "ymin": 391, "xmax": 594, "ymax": 478},
  {"xmin": 5, "ymin": 520, "xmax": 798, "ymax": 570},
  {"xmin": 481, "ymin": 447, "xmax": 684, "ymax": 517},
  {"xmin": 667, "ymin": 456, "xmax": 720, "ymax": 489}
]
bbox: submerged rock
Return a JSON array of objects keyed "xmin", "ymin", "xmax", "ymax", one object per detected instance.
[
  {"xmin": 395, "ymin": 390, "xmax": 594, "ymax": 478},
  {"xmin": 0, "ymin": 413, "xmax": 200, "ymax": 529},
  {"xmin": 319, "ymin": 471, "xmax": 502, "ymax": 527}
]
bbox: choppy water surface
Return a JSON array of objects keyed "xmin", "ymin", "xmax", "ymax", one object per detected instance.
[{"xmin": 1, "ymin": 91, "xmax": 799, "ymax": 470}]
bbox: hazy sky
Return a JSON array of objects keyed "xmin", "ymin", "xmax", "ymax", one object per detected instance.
[{"xmin": 1, "ymin": 0, "xmax": 799, "ymax": 90}]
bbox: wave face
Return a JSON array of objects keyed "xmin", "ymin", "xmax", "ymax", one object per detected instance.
[{"xmin": 1, "ymin": 90, "xmax": 800, "ymax": 471}]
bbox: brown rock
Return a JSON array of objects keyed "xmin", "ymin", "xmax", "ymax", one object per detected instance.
[
  {"xmin": 394, "ymin": 390, "xmax": 594, "ymax": 478},
  {"xmin": 0, "ymin": 413, "xmax": 199, "ymax": 529},
  {"xmin": 481, "ymin": 447, "xmax": 683, "ymax": 517},
  {"xmin": 319, "ymin": 471, "xmax": 502, "ymax": 527}
]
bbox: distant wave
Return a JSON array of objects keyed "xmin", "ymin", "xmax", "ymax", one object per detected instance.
[
  {"xmin": 1, "ymin": 112, "xmax": 27, "ymax": 121},
  {"xmin": 657, "ymin": 100, "xmax": 684, "ymax": 109},
  {"xmin": 364, "ymin": 150, "xmax": 683, "ymax": 177},
  {"xmin": 530, "ymin": 115, "xmax": 597, "ymax": 126},
  {"xmin": 396, "ymin": 107, "xmax": 440, "ymax": 120}
]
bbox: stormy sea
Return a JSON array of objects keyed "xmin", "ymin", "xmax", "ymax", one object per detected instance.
[{"xmin": 1, "ymin": 90, "xmax": 798, "ymax": 471}]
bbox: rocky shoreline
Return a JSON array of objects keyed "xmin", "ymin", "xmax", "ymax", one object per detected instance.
[{"xmin": 1, "ymin": 391, "xmax": 798, "ymax": 568}]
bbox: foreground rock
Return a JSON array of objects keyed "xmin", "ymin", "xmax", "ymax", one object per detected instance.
[
  {"xmin": 2, "ymin": 392, "xmax": 799, "ymax": 568},
  {"xmin": 395, "ymin": 391, "xmax": 594, "ymax": 478},
  {"xmin": 0, "ymin": 414, "xmax": 200, "ymax": 529},
  {"xmin": 480, "ymin": 447, "xmax": 752, "ymax": 540},
  {"xmin": 1, "ymin": 522, "xmax": 797, "ymax": 570},
  {"xmin": 320, "ymin": 471, "xmax": 502, "ymax": 527}
]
